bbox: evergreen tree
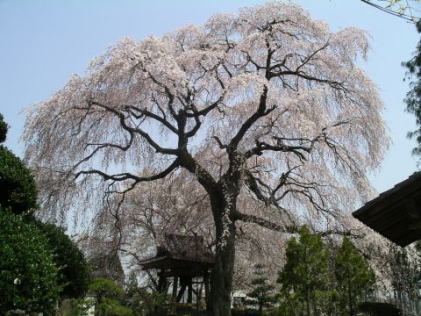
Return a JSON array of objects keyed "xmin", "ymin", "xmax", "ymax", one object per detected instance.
[
  {"xmin": 0, "ymin": 114, "xmax": 60, "ymax": 313},
  {"xmin": 34, "ymin": 221, "xmax": 91, "ymax": 300},
  {"xmin": 404, "ymin": 20, "xmax": 421, "ymax": 157},
  {"xmin": 0, "ymin": 115, "xmax": 37, "ymax": 216},
  {"xmin": 0, "ymin": 113, "xmax": 91, "ymax": 312},
  {"xmin": 277, "ymin": 226, "xmax": 333, "ymax": 316},
  {"xmin": 89, "ymin": 278, "xmax": 133, "ymax": 316},
  {"xmin": 335, "ymin": 237, "xmax": 375, "ymax": 316},
  {"xmin": 246, "ymin": 264, "xmax": 275, "ymax": 315}
]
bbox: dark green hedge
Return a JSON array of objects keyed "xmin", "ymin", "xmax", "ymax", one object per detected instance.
[{"xmin": 0, "ymin": 145, "xmax": 37, "ymax": 215}]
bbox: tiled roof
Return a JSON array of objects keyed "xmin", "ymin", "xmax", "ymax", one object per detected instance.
[
  {"xmin": 353, "ymin": 172, "xmax": 421, "ymax": 246},
  {"xmin": 139, "ymin": 234, "xmax": 214, "ymax": 271}
]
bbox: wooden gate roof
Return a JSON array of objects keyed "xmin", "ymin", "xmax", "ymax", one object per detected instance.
[
  {"xmin": 138, "ymin": 234, "xmax": 214, "ymax": 275},
  {"xmin": 353, "ymin": 172, "xmax": 421, "ymax": 246}
]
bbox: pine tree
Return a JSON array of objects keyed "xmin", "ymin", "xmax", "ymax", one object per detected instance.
[
  {"xmin": 89, "ymin": 278, "xmax": 133, "ymax": 316},
  {"xmin": 246, "ymin": 264, "xmax": 275, "ymax": 315},
  {"xmin": 277, "ymin": 226, "xmax": 333, "ymax": 316},
  {"xmin": 334, "ymin": 237, "xmax": 375, "ymax": 316}
]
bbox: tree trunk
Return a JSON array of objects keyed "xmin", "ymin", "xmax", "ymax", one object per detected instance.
[
  {"xmin": 207, "ymin": 223, "xmax": 236, "ymax": 316},
  {"xmin": 207, "ymin": 186, "xmax": 237, "ymax": 316}
]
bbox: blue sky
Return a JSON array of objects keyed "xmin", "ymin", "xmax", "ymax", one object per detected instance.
[{"xmin": 0, "ymin": 0, "xmax": 419, "ymax": 193}]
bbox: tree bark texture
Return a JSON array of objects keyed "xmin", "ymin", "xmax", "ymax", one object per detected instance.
[{"xmin": 207, "ymin": 182, "xmax": 238, "ymax": 316}]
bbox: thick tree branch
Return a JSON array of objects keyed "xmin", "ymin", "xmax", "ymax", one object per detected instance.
[
  {"xmin": 233, "ymin": 210, "xmax": 363, "ymax": 238},
  {"xmin": 229, "ymin": 86, "xmax": 270, "ymax": 151},
  {"xmin": 245, "ymin": 140, "xmax": 311, "ymax": 161},
  {"xmin": 75, "ymin": 158, "xmax": 180, "ymax": 184},
  {"xmin": 179, "ymin": 151, "xmax": 219, "ymax": 196},
  {"xmin": 269, "ymin": 69, "xmax": 346, "ymax": 91},
  {"xmin": 89, "ymin": 101, "xmax": 178, "ymax": 155}
]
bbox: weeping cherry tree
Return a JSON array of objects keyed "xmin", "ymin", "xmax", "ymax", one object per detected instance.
[{"xmin": 24, "ymin": 2, "xmax": 388, "ymax": 315}]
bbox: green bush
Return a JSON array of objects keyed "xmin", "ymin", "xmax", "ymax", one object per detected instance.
[{"xmin": 0, "ymin": 209, "xmax": 61, "ymax": 314}]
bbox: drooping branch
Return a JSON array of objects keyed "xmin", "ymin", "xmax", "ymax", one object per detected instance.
[
  {"xmin": 123, "ymin": 105, "xmax": 179, "ymax": 134},
  {"xmin": 244, "ymin": 166, "xmax": 335, "ymax": 225},
  {"xmin": 75, "ymin": 158, "xmax": 180, "ymax": 184},
  {"xmin": 89, "ymin": 101, "xmax": 179, "ymax": 155},
  {"xmin": 245, "ymin": 120, "xmax": 353, "ymax": 165},
  {"xmin": 267, "ymin": 41, "xmax": 347, "ymax": 91},
  {"xmin": 232, "ymin": 210, "xmax": 364, "ymax": 238},
  {"xmin": 119, "ymin": 248, "xmax": 159, "ymax": 289}
]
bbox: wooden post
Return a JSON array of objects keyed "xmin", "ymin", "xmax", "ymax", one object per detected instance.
[
  {"xmin": 196, "ymin": 281, "xmax": 203, "ymax": 311},
  {"xmin": 177, "ymin": 277, "xmax": 187, "ymax": 302},
  {"xmin": 172, "ymin": 276, "xmax": 178, "ymax": 300},
  {"xmin": 187, "ymin": 277, "xmax": 193, "ymax": 303},
  {"xmin": 204, "ymin": 271, "xmax": 210, "ymax": 310},
  {"xmin": 157, "ymin": 269, "xmax": 166, "ymax": 293}
]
